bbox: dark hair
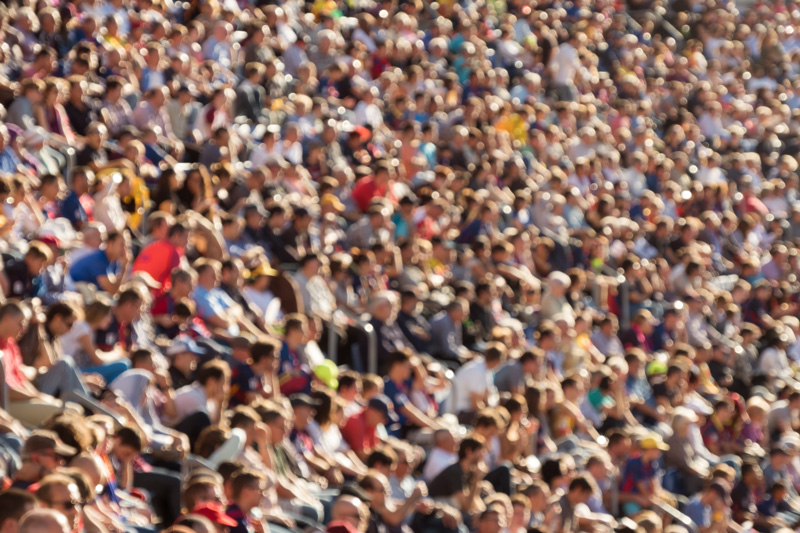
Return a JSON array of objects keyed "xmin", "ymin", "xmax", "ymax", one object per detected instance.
[
  {"xmin": 230, "ymin": 406, "xmax": 259, "ymax": 429},
  {"xmin": 569, "ymin": 475, "xmax": 594, "ymax": 493},
  {"xmin": 115, "ymin": 426, "xmax": 143, "ymax": 452},
  {"xmin": 197, "ymin": 360, "xmax": 230, "ymax": 386},
  {"xmin": 217, "ymin": 461, "xmax": 245, "ymax": 483},
  {"xmin": 458, "ymin": 436, "xmax": 484, "ymax": 460},
  {"xmin": 45, "ymin": 302, "xmax": 77, "ymax": 324},
  {"xmin": 0, "ymin": 489, "xmax": 37, "ymax": 528},
  {"xmin": 366, "ymin": 447, "xmax": 397, "ymax": 468},
  {"xmin": 117, "ymin": 288, "xmax": 143, "ymax": 307},
  {"xmin": 387, "ymin": 351, "xmax": 410, "ymax": 370},
  {"xmin": 230, "ymin": 470, "xmax": 264, "ymax": 499},
  {"xmin": 130, "ymin": 348, "xmax": 154, "ymax": 368},
  {"xmin": 251, "ymin": 341, "xmax": 278, "ymax": 363},
  {"xmin": 338, "ymin": 372, "xmax": 358, "ymax": 391}
]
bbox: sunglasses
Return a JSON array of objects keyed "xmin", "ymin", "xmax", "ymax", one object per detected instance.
[{"xmin": 45, "ymin": 499, "xmax": 81, "ymax": 511}]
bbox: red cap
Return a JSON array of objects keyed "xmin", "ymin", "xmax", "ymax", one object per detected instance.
[
  {"xmin": 327, "ymin": 521, "xmax": 360, "ymax": 533},
  {"xmin": 191, "ymin": 503, "xmax": 238, "ymax": 527}
]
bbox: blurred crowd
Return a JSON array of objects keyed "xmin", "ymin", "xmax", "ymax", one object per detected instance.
[{"xmin": 1, "ymin": 0, "xmax": 800, "ymax": 532}]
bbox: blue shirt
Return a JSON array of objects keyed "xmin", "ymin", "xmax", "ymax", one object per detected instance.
[
  {"xmin": 683, "ymin": 496, "xmax": 711, "ymax": 527},
  {"xmin": 59, "ymin": 190, "xmax": 87, "ymax": 228},
  {"xmin": 193, "ymin": 286, "xmax": 240, "ymax": 335},
  {"xmin": 69, "ymin": 249, "xmax": 117, "ymax": 287},
  {"xmin": 383, "ymin": 377, "xmax": 412, "ymax": 434},
  {"xmin": 620, "ymin": 456, "xmax": 661, "ymax": 495},
  {"xmin": 225, "ymin": 504, "xmax": 252, "ymax": 533}
]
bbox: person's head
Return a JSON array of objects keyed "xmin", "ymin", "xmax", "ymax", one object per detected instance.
[
  {"xmin": 365, "ymin": 447, "xmax": 397, "ymax": 476},
  {"xmin": 182, "ymin": 479, "xmax": 223, "ymax": 513},
  {"xmin": 170, "ymin": 268, "xmax": 197, "ymax": 299},
  {"xmin": 458, "ymin": 436, "xmax": 485, "ymax": 468},
  {"xmin": 433, "ymin": 428, "xmax": 456, "ymax": 453},
  {"xmin": 0, "ymin": 489, "xmax": 38, "ymax": 533},
  {"xmin": 168, "ymin": 222, "xmax": 190, "ymax": 249},
  {"xmin": 197, "ymin": 361, "xmax": 230, "ymax": 399},
  {"xmin": 330, "ymin": 495, "xmax": 369, "ymax": 532},
  {"xmin": 111, "ymin": 427, "xmax": 142, "ymax": 464},
  {"xmin": 522, "ymin": 481, "xmax": 550, "ymax": 513},
  {"xmin": 446, "ymin": 298, "xmax": 467, "ymax": 324},
  {"xmin": 741, "ymin": 460, "xmax": 764, "ymax": 488},
  {"xmin": 128, "ymin": 348, "xmax": 154, "ymax": 372},
  {"xmin": 0, "ymin": 303, "xmax": 28, "ymax": 341},
  {"xmin": 703, "ymin": 482, "xmax": 732, "ymax": 511},
  {"xmin": 21, "ymin": 430, "xmax": 76, "ymax": 475},
  {"xmin": 250, "ymin": 340, "xmax": 278, "ymax": 375},
  {"xmin": 639, "ymin": 433, "xmax": 669, "ymax": 462},
  {"xmin": 104, "ymin": 231, "xmax": 128, "ymax": 262},
  {"xmin": 114, "ymin": 288, "xmax": 144, "ymax": 323},
  {"xmin": 359, "ymin": 472, "xmax": 390, "ymax": 508},
  {"xmin": 337, "ymin": 372, "xmax": 360, "ymax": 402},
  {"xmin": 386, "ymin": 351, "xmax": 412, "ymax": 381},
  {"xmin": 261, "ymin": 407, "xmax": 290, "ymax": 443},
  {"xmin": 24, "ymin": 241, "xmax": 52, "ymax": 275},
  {"xmin": 476, "ymin": 508, "xmax": 504, "ymax": 533},
  {"xmin": 484, "ymin": 342, "xmax": 506, "ymax": 370},
  {"xmin": 18, "ymin": 509, "xmax": 69, "ymax": 533},
  {"xmin": 298, "ymin": 253, "xmax": 321, "ymax": 277},
  {"xmin": 194, "ymin": 259, "xmax": 222, "ymax": 289},
  {"xmin": 713, "ymin": 399, "xmax": 735, "ymax": 425},
  {"xmin": 283, "ymin": 314, "xmax": 307, "ymax": 347},
  {"xmin": 567, "ymin": 475, "xmax": 594, "ymax": 505},
  {"xmin": 45, "ymin": 302, "xmax": 77, "ymax": 338},
  {"xmin": 229, "ymin": 470, "xmax": 265, "ymax": 512},
  {"xmin": 36, "ymin": 475, "xmax": 81, "ymax": 531}
]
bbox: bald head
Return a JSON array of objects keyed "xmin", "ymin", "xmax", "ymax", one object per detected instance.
[
  {"xmin": 19, "ymin": 509, "xmax": 70, "ymax": 533},
  {"xmin": 69, "ymin": 454, "xmax": 104, "ymax": 487},
  {"xmin": 331, "ymin": 495, "xmax": 368, "ymax": 530}
]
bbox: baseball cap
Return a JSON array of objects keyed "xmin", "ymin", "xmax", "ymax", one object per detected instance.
[
  {"xmin": 166, "ymin": 335, "xmax": 205, "ymax": 357},
  {"xmin": 191, "ymin": 502, "xmax": 238, "ymax": 527},
  {"xmin": 290, "ymin": 393, "xmax": 322, "ymax": 409},
  {"xmin": 246, "ymin": 262, "xmax": 279, "ymax": 279},
  {"xmin": 24, "ymin": 430, "xmax": 77, "ymax": 457},
  {"xmin": 367, "ymin": 395, "xmax": 399, "ymax": 424},
  {"xmin": 314, "ymin": 360, "xmax": 339, "ymax": 389},
  {"xmin": 320, "ymin": 193, "xmax": 345, "ymax": 212},
  {"xmin": 639, "ymin": 434, "xmax": 669, "ymax": 451},
  {"xmin": 646, "ymin": 360, "xmax": 667, "ymax": 377}
]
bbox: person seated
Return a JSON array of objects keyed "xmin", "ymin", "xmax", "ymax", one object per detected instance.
[
  {"xmin": 171, "ymin": 360, "xmax": 231, "ymax": 442},
  {"xmin": 2, "ymin": 241, "xmax": 51, "ymax": 299},
  {"xmin": 428, "ymin": 436, "xmax": 490, "ymax": 514},
  {"xmin": 229, "ymin": 339, "xmax": 279, "ymax": 407},
  {"xmin": 68, "ymin": 231, "xmax": 131, "ymax": 294},
  {"xmin": 192, "ymin": 259, "xmax": 261, "ymax": 341},
  {"xmin": 618, "ymin": 433, "xmax": 676, "ymax": 515},
  {"xmin": 278, "ymin": 314, "xmax": 313, "ymax": 396}
]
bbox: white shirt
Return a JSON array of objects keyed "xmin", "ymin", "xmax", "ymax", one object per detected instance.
[
  {"xmin": 59, "ymin": 320, "xmax": 92, "ymax": 359},
  {"xmin": 243, "ymin": 287, "xmax": 283, "ymax": 323},
  {"xmin": 551, "ymin": 43, "xmax": 579, "ymax": 86},
  {"xmin": 173, "ymin": 383, "xmax": 211, "ymax": 421},
  {"xmin": 758, "ymin": 347, "xmax": 791, "ymax": 378},
  {"xmin": 354, "ymin": 101, "xmax": 383, "ymax": 129},
  {"xmin": 422, "ymin": 447, "xmax": 458, "ymax": 482},
  {"xmin": 447, "ymin": 358, "xmax": 496, "ymax": 414}
]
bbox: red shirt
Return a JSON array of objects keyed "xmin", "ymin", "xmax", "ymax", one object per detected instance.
[
  {"xmin": 0, "ymin": 337, "xmax": 27, "ymax": 390},
  {"xmin": 132, "ymin": 239, "xmax": 182, "ymax": 288},
  {"xmin": 351, "ymin": 176, "xmax": 387, "ymax": 213},
  {"xmin": 341, "ymin": 410, "xmax": 378, "ymax": 455}
]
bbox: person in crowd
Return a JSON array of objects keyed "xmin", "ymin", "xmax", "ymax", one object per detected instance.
[{"xmin": 0, "ymin": 1, "xmax": 799, "ymax": 532}]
